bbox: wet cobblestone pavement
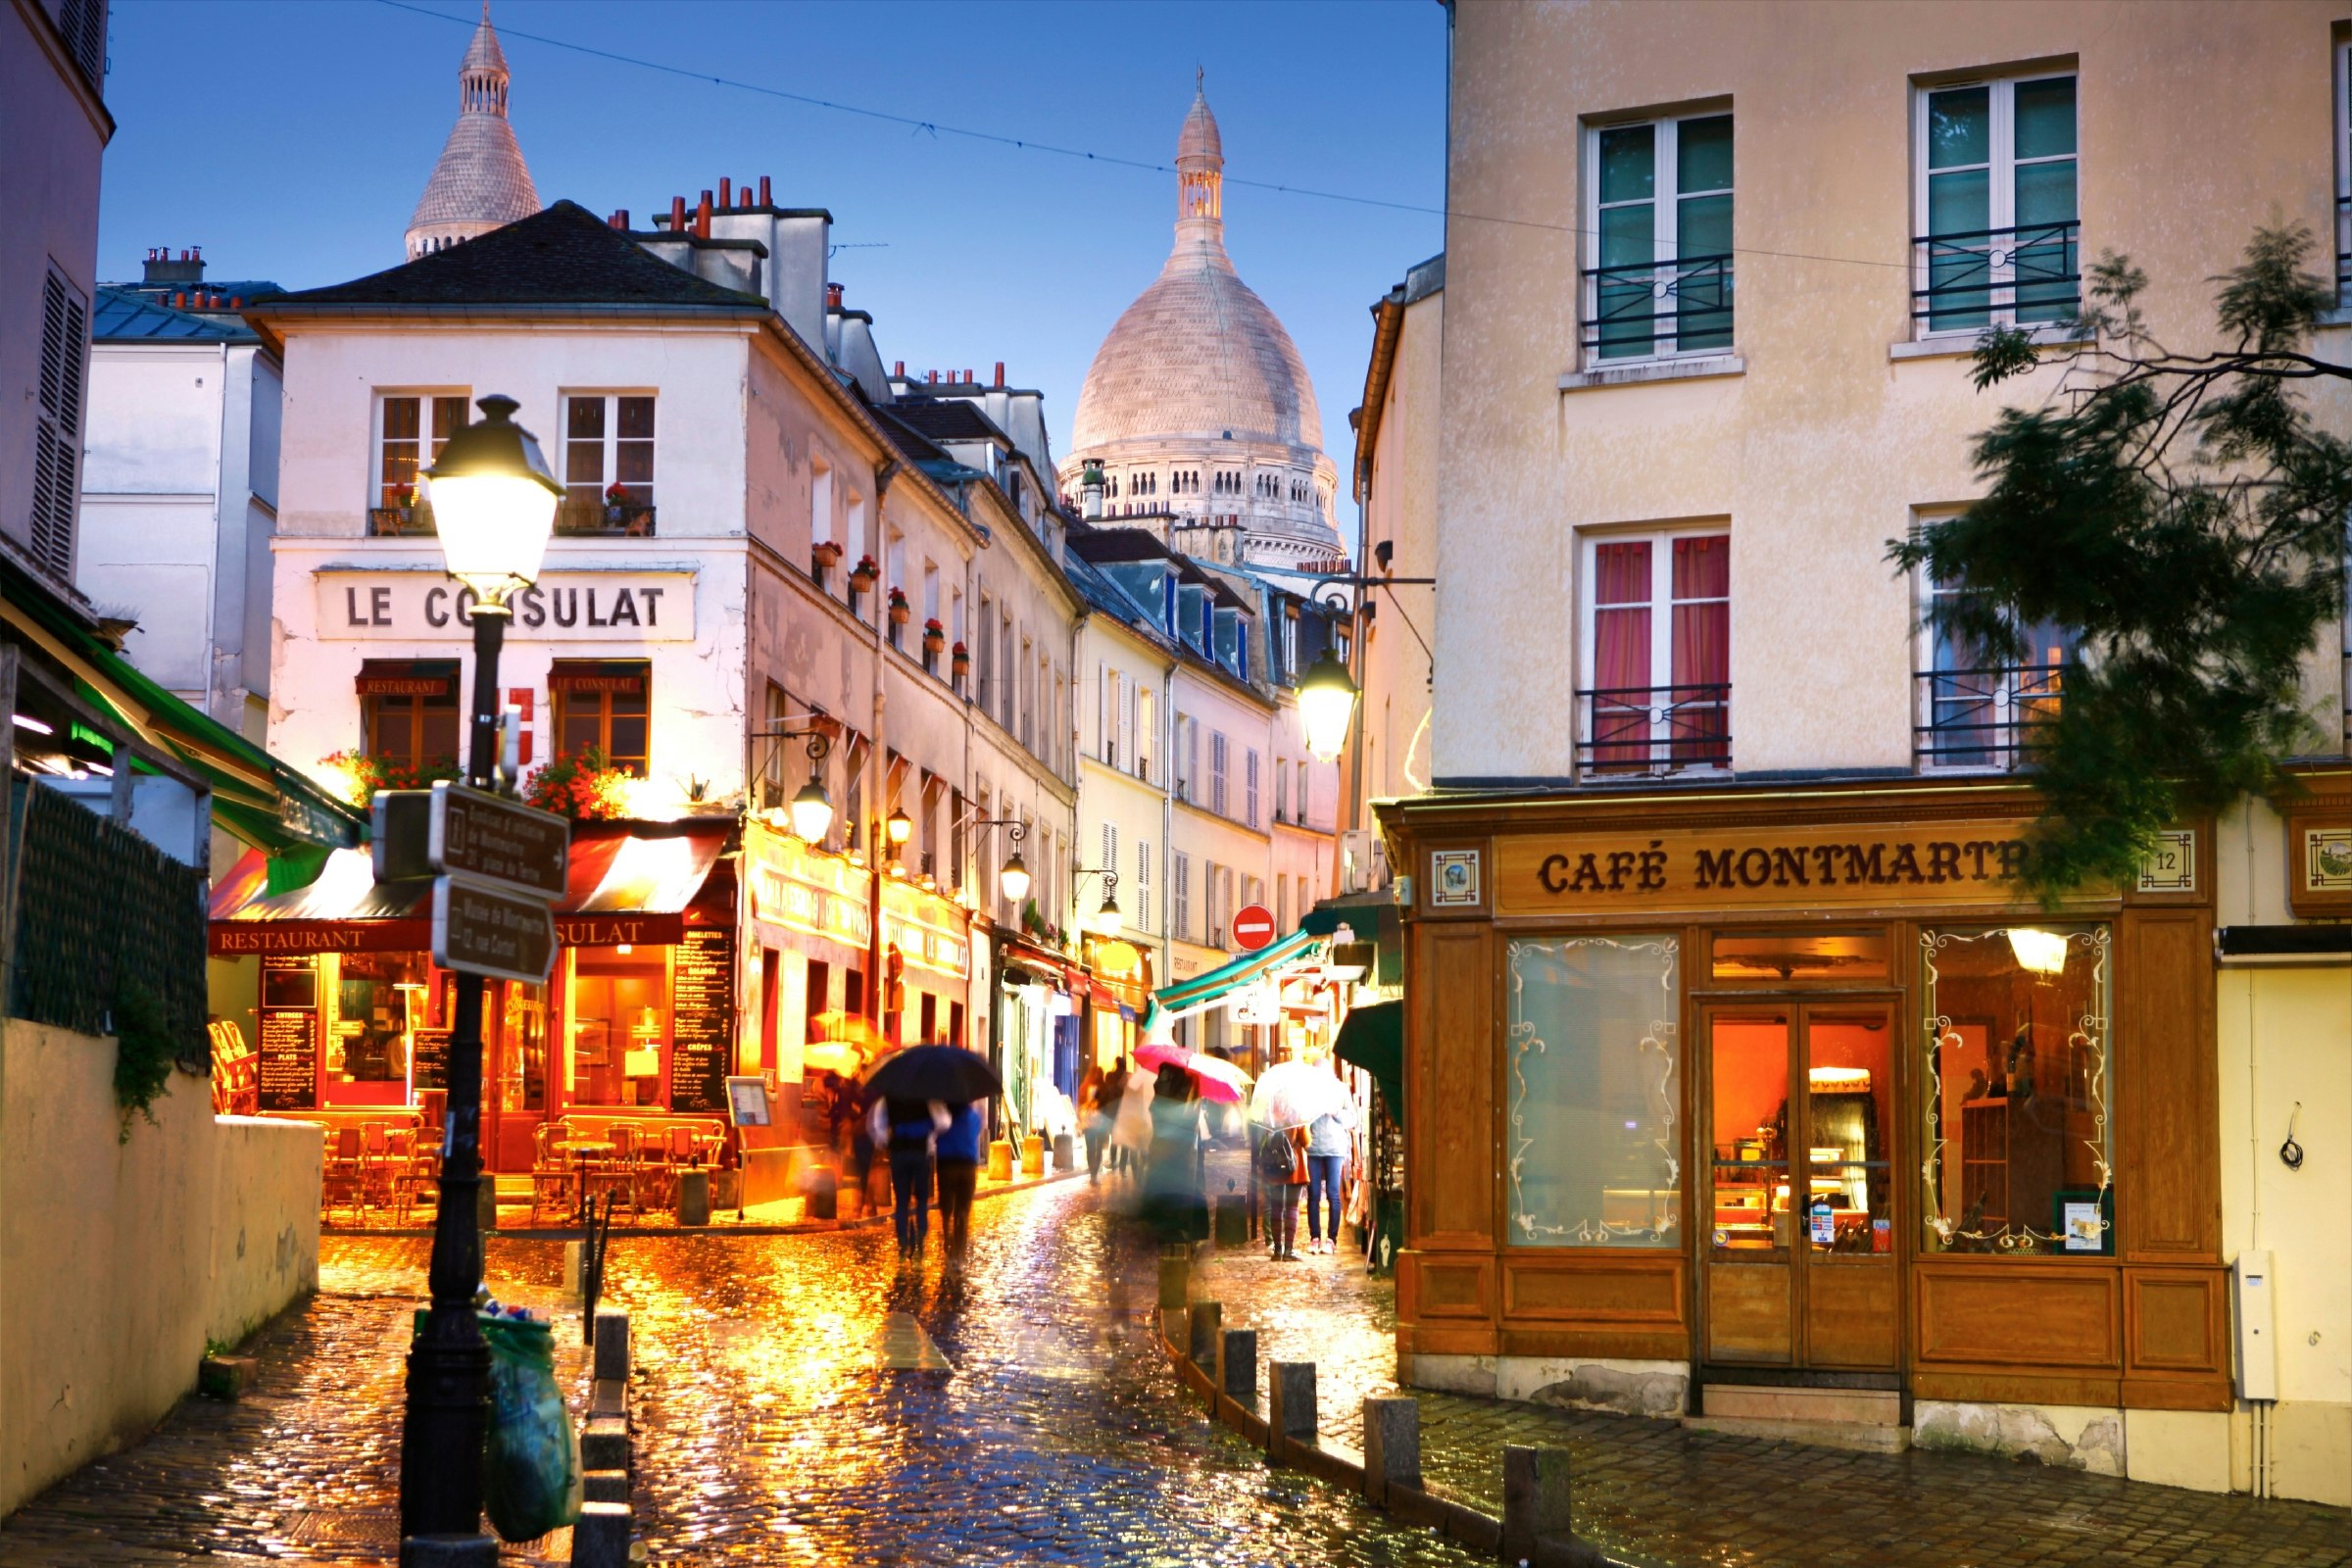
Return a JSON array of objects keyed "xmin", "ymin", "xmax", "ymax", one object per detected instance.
[{"xmin": 7, "ymin": 1172, "xmax": 2345, "ymax": 1567}]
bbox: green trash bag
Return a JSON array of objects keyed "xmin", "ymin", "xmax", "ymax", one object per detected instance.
[{"xmin": 479, "ymin": 1312, "xmax": 583, "ymax": 1542}]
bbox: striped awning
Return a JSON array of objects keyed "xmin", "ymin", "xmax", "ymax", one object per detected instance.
[{"xmin": 1145, "ymin": 927, "xmax": 1321, "ymax": 1035}]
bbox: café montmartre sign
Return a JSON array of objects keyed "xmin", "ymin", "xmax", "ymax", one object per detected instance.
[
  {"xmin": 316, "ymin": 568, "xmax": 695, "ymax": 642},
  {"xmin": 1494, "ymin": 820, "xmax": 2049, "ymax": 914}
]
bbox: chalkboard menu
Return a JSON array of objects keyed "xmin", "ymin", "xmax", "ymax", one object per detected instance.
[
  {"xmin": 412, "ymin": 1029, "xmax": 450, "ymax": 1091},
  {"xmin": 667, "ymin": 925, "xmax": 734, "ymax": 1112},
  {"xmin": 257, "ymin": 956, "xmax": 318, "ymax": 1110}
]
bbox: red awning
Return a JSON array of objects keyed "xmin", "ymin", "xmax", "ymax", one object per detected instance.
[{"xmin": 209, "ymin": 820, "xmax": 730, "ymax": 956}]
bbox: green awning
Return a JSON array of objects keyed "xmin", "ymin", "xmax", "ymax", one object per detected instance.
[
  {"xmin": 1300, "ymin": 892, "xmax": 1402, "ymax": 986},
  {"xmin": 3, "ymin": 559, "xmax": 365, "ymax": 857},
  {"xmin": 1334, "ymin": 999, "xmax": 1404, "ymax": 1127},
  {"xmin": 1152, "ymin": 927, "xmax": 1320, "ymax": 1014}
]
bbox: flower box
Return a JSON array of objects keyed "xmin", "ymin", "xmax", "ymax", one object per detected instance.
[
  {"xmin": 811, "ymin": 540, "xmax": 843, "ymax": 569},
  {"xmin": 888, "ymin": 590, "xmax": 912, "ymax": 626}
]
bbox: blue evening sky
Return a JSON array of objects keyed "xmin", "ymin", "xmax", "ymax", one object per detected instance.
[{"xmin": 97, "ymin": 0, "xmax": 1447, "ymax": 493}]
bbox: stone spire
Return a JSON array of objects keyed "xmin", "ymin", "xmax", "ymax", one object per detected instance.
[
  {"xmin": 405, "ymin": 3, "xmax": 540, "ymax": 261},
  {"xmin": 1175, "ymin": 76, "xmax": 1223, "ymax": 240}
]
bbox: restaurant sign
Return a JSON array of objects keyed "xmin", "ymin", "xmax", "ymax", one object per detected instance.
[
  {"xmin": 316, "ymin": 570, "xmax": 696, "ymax": 642},
  {"xmin": 1494, "ymin": 820, "xmax": 2043, "ymax": 915}
]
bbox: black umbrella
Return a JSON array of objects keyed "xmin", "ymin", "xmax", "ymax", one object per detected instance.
[{"xmin": 862, "ymin": 1044, "xmax": 1002, "ymax": 1102}]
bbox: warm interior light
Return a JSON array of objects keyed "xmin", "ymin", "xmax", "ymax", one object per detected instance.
[
  {"xmin": 1296, "ymin": 647, "xmax": 1357, "ymax": 763},
  {"xmin": 788, "ymin": 781, "xmax": 834, "ymax": 844},
  {"xmin": 1090, "ymin": 890, "xmax": 1122, "ymax": 936},
  {"xmin": 2006, "ymin": 927, "xmax": 2071, "ymax": 976},
  {"xmin": 421, "ymin": 395, "xmax": 562, "ymax": 604},
  {"xmin": 886, "ymin": 808, "xmax": 912, "ymax": 847},
  {"xmin": 998, "ymin": 851, "xmax": 1031, "ymax": 905}
]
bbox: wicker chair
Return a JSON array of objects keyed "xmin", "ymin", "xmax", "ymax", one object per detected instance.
[
  {"xmin": 529, "ymin": 1121, "xmax": 576, "ymax": 1225},
  {"xmin": 321, "ymin": 1126, "xmax": 368, "ymax": 1225}
]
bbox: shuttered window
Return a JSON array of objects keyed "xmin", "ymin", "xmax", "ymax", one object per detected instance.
[
  {"xmin": 1173, "ymin": 854, "xmax": 1190, "ymax": 943},
  {"xmin": 30, "ymin": 270, "xmax": 90, "ymax": 580},
  {"xmin": 1135, "ymin": 841, "xmax": 1152, "ymax": 935}
]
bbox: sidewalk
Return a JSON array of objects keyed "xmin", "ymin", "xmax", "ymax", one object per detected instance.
[{"xmin": 1183, "ymin": 1234, "xmax": 2352, "ymax": 1568}]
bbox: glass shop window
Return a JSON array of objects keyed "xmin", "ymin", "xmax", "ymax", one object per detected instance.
[
  {"xmin": 1505, "ymin": 934, "xmax": 1683, "ymax": 1248},
  {"xmin": 568, "ymin": 947, "xmax": 670, "ymax": 1107},
  {"xmin": 499, "ymin": 981, "xmax": 548, "ymax": 1113},
  {"xmin": 550, "ymin": 662, "xmax": 651, "ymax": 778},
  {"xmin": 1711, "ymin": 928, "xmax": 1890, "ymax": 983},
  {"xmin": 328, "ymin": 951, "xmax": 432, "ymax": 1084},
  {"xmin": 1922, "ymin": 925, "xmax": 2114, "ymax": 1255}
]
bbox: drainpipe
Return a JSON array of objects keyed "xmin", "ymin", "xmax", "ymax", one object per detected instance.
[
  {"xmin": 1158, "ymin": 652, "xmax": 1177, "ymax": 1023},
  {"xmin": 866, "ymin": 460, "xmax": 900, "ymax": 1035}
]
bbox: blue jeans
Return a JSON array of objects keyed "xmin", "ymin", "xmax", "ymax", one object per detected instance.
[
  {"xmin": 890, "ymin": 1147, "xmax": 934, "ymax": 1250},
  {"xmin": 1306, "ymin": 1153, "xmax": 1345, "ymax": 1243}
]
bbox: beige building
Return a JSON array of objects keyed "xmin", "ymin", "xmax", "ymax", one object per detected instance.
[{"xmin": 1379, "ymin": 0, "xmax": 2350, "ymax": 1504}]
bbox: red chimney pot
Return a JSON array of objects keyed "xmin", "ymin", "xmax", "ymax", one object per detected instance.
[
  {"xmin": 670, "ymin": 195, "xmax": 687, "ymax": 231},
  {"xmin": 719, "ymin": 177, "xmax": 732, "ymax": 208},
  {"xmin": 826, "ymin": 283, "xmax": 844, "ymax": 309},
  {"xmin": 696, "ymin": 191, "xmax": 712, "ymax": 238},
  {"xmin": 229, "ymin": 297, "xmax": 242, "ymax": 311},
  {"xmin": 993, "ymin": 361, "xmax": 1004, "ymax": 385},
  {"xmin": 172, "ymin": 292, "xmax": 186, "ymax": 309},
  {"xmin": 894, "ymin": 361, "xmax": 906, "ymax": 377},
  {"xmin": 759, "ymin": 175, "xmax": 772, "ymax": 206},
  {"xmin": 927, "ymin": 370, "xmax": 938, "ymax": 384}
]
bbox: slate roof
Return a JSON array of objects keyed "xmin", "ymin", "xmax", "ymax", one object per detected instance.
[
  {"xmin": 262, "ymin": 202, "xmax": 767, "ymax": 311},
  {"xmin": 93, "ymin": 287, "xmax": 259, "ymax": 343},
  {"xmin": 887, "ymin": 399, "xmax": 1007, "ymax": 446}
]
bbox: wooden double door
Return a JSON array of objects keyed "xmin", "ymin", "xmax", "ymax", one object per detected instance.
[{"xmin": 1702, "ymin": 1001, "xmax": 1902, "ymax": 1370}]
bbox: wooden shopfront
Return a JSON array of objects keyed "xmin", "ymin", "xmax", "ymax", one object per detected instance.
[{"xmin": 1379, "ymin": 779, "xmax": 2230, "ymax": 1424}]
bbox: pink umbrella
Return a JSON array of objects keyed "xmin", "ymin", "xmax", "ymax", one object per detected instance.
[{"xmin": 1135, "ymin": 1040, "xmax": 1251, "ymax": 1104}]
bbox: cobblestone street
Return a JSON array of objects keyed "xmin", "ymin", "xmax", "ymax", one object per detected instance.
[{"xmin": 4, "ymin": 1175, "xmax": 2345, "ymax": 1568}]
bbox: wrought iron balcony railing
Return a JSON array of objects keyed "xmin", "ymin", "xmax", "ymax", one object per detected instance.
[
  {"xmin": 1575, "ymin": 683, "xmax": 1731, "ymax": 774},
  {"xmin": 558, "ymin": 496, "xmax": 658, "ymax": 537},
  {"xmin": 1912, "ymin": 220, "xmax": 2081, "ymax": 333},
  {"xmin": 1914, "ymin": 663, "xmax": 2069, "ymax": 769},
  {"xmin": 367, "ymin": 504, "xmax": 436, "ymax": 537},
  {"xmin": 1582, "ymin": 252, "xmax": 1734, "ymax": 360}
]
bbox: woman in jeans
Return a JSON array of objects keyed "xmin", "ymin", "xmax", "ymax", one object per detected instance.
[
  {"xmin": 1259, "ymin": 1123, "xmax": 1309, "ymax": 1260},
  {"xmin": 868, "ymin": 1095, "xmax": 950, "ymax": 1254},
  {"xmin": 1303, "ymin": 1107, "xmax": 1355, "ymax": 1254}
]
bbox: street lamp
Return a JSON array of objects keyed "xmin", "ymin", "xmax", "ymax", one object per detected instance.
[
  {"xmin": 998, "ymin": 850, "xmax": 1031, "ymax": 906},
  {"xmin": 1074, "ymin": 865, "xmax": 1121, "ymax": 937},
  {"xmin": 787, "ymin": 780, "xmax": 834, "ymax": 844},
  {"xmin": 1297, "ymin": 646, "xmax": 1358, "ymax": 764},
  {"xmin": 400, "ymin": 394, "xmax": 560, "ymax": 1558},
  {"xmin": 886, "ymin": 807, "xmax": 912, "ymax": 850}
]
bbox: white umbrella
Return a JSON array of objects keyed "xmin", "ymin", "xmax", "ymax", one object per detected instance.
[{"xmin": 1250, "ymin": 1059, "xmax": 1353, "ymax": 1131}]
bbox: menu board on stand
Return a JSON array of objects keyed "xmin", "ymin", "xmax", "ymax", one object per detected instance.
[
  {"xmin": 256, "ymin": 955, "xmax": 319, "ymax": 1111},
  {"xmin": 667, "ymin": 924, "xmax": 735, "ymax": 1113}
]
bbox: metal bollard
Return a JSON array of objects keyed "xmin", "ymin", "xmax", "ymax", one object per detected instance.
[
  {"xmin": 1189, "ymin": 1301, "xmax": 1223, "ymax": 1370},
  {"xmin": 1268, "ymin": 1361, "xmax": 1318, "ymax": 1447},
  {"xmin": 1362, "ymin": 1395, "xmax": 1421, "ymax": 1503},
  {"xmin": 569, "ymin": 1500, "xmax": 630, "ymax": 1568},
  {"xmin": 1221, "ymin": 1328, "xmax": 1258, "ymax": 1401},
  {"xmin": 1501, "ymin": 1444, "xmax": 1574, "ymax": 1562}
]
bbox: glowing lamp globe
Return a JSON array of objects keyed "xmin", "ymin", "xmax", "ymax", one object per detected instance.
[
  {"xmin": 420, "ymin": 395, "xmax": 562, "ymax": 605},
  {"xmin": 999, "ymin": 851, "xmax": 1032, "ymax": 906},
  {"xmin": 1090, "ymin": 890, "xmax": 1122, "ymax": 937},
  {"xmin": 886, "ymin": 808, "xmax": 913, "ymax": 847},
  {"xmin": 1297, "ymin": 647, "xmax": 1358, "ymax": 763},
  {"xmin": 787, "ymin": 781, "xmax": 834, "ymax": 844}
]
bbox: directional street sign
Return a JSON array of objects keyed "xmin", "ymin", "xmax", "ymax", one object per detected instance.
[
  {"xmin": 432, "ymin": 875, "xmax": 558, "ymax": 986},
  {"xmin": 429, "ymin": 782, "xmax": 569, "ymax": 900}
]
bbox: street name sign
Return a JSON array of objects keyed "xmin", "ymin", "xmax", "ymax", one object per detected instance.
[
  {"xmin": 1232, "ymin": 903, "xmax": 1276, "ymax": 952},
  {"xmin": 432, "ymin": 875, "xmax": 558, "ymax": 986},
  {"xmin": 428, "ymin": 781, "xmax": 569, "ymax": 899}
]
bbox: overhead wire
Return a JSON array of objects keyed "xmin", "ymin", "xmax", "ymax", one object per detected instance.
[{"xmin": 371, "ymin": 0, "xmax": 1914, "ymax": 278}]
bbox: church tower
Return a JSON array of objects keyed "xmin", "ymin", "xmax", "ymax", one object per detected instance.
[{"xmin": 404, "ymin": 5, "xmax": 540, "ymax": 261}]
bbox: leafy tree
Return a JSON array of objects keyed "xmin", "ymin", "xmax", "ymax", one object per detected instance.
[{"xmin": 1889, "ymin": 223, "xmax": 2351, "ymax": 901}]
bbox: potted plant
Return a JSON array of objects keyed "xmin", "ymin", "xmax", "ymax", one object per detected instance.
[
  {"xmin": 950, "ymin": 640, "xmax": 970, "ymax": 679},
  {"xmin": 848, "ymin": 554, "xmax": 878, "ymax": 593},
  {"xmin": 887, "ymin": 588, "xmax": 912, "ymax": 626},
  {"xmin": 921, "ymin": 617, "xmax": 946, "ymax": 655},
  {"xmin": 603, "ymin": 479, "xmax": 631, "ymax": 527},
  {"xmin": 392, "ymin": 483, "xmax": 419, "ymax": 533},
  {"xmin": 811, "ymin": 538, "xmax": 843, "ymax": 571},
  {"xmin": 521, "ymin": 747, "xmax": 632, "ymax": 821}
]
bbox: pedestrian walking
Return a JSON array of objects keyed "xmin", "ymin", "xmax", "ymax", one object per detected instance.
[
  {"xmin": 1257, "ymin": 1121, "xmax": 1309, "ymax": 1260},
  {"xmin": 933, "ymin": 1099, "xmax": 985, "ymax": 1260},
  {"xmin": 1304, "ymin": 1106, "xmax": 1354, "ymax": 1254},
  {"xmin": 869, "ymin": 1094, "xmax": 951, "ymax": 1253},
  {"xmin": 1109, "ymin": 1063, "xmax": 1154, "ymax": 1185},
  {"xmin": 1141, "ymin": 1064, "xmax": 1208, "ymax": 1244},
  {"xmin": 1077, "ymin": 1065, "xmax": 1111, "ymax": 1183}
]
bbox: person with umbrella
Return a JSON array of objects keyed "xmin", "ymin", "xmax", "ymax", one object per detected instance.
[
  {"xmin": 1142, "ymin": 1063, "xmax": 1208, "ymax": 1245},
  {"xmin": 1250, "ymin": 1056, "xmax": 1353, "ymax": 1260},
  {"xmin": 863, "ymin": 1045, "xmax": 1004, "ymax": 1258}
]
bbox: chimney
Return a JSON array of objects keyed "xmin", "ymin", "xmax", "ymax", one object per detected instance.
[
  {"xmin": 993, "ymin": 361, "xmax": 1004, "ymax": 385},
  {"xmin": 172, "ymin": 292, "xmax": 186, "ymax": 309},
  {"xmin": 669, "ymin": 194, "xmax": 687, "ymax": 232},
  {"xmin": 719, "ymin": 176, "xmax": 732, "ymax": 208},
  {"xmin": 927, "ymin": 370, "xmax": 938, "ymax": 384},
  {"xmin": 741, "ymin": 178, "xmax": 754, "ymax": 210},
  {"xmin": 696, "ymin": 191, "xmax": 712, "ymax": 238},
  {"xmin": 228, "ymin": 297, "xmax": 242, "ymax": 311},
  {"xmin": 893, "ymin": 361, "xmax": 906, "ymax": 378},
  {"xmin": 759, "ymin": 175, "xmax": 771, "ymax": 206},
  {"xmin": 826, "ymin": 282, "xmax": 844, "ymax": 310},
  {"xmin": 610, "ymin": 210, "xmax": 629, "ymax": 230}
]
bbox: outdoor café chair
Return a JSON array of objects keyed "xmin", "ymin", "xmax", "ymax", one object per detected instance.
[
  {"xmin": 322, "ymin": 1126, "xmax": 368, "ymax": 1225},
  {"xmin": 529, "ymin": 1121, "xmax": 576, "ymax": 1225}
]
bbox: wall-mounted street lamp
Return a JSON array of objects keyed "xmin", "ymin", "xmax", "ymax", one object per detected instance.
[
  {"xmin": 886, "ymin": 807, "xmax": 913, "ymax": 850},
  {"xmin": 1296, "ymin": 648, "xmax": 1359, "ymax": 765},
  {"xmin": 750, "ymin": 713, "xmax": 842, "ymax": 845},
  {"xmin": 965, "ymin": 815, "xmax": 1032, "ymax": 906},
  {"xmin": 1074, "ymin": 864, "xmax": 1122, "ymax": 937},
  {"xmin": 402, "ymin": 394, "xmax": 561, "ymax": 1554}
]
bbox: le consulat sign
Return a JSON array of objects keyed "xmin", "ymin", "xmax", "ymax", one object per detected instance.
[
  {"xmin": 1494, "ymin": 820, "xmax": 2050, "ymax": 913},
  {"xmin": 316, "ymin": 569, "xmax": 695, "ymax": 642}
]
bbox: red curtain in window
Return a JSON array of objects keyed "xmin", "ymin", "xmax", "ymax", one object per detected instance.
[
  {"xmin": 1590, "ymin": 541, "xmax": 1652, "ymax": 766},
  {"xmin": 1670, "ymin": 536, "xmax": 1729, "ymax": 760}
]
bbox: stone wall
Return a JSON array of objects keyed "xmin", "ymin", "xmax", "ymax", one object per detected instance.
[{"xmin": 0, "ymin": 1020, "xmax": 319, "ymax": 1517}]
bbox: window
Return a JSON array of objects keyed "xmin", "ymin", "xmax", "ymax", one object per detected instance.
[
  {"xmin": 568, "ymin": 946, "xmax": 670, "ymax": 1107},
  {"xmin": 1586, "ymin": 113, "xmax": 1733, "ymax": 362},
  {"xmin": 810, "ymin": 458, "xmax": 834, "ymax": 551},
  {"xmin": 1507, "ymin": 935, "xmax": 1683, "ymax": 1247},
  {"xmin": 1173, "ymin": 853, "xmax": 1191, "ymax": 941},
  {"xmin": 1276, "ymin": 875, "xmax": 1289, "ymax": 934},
  {"xmin": 1134, "ymin": 841, "xmax": 1152, "ymax": 934},
  {"xmin": 29, "ymin": 269, "xmax": 89, "ymax": 578},
  {"xmin": 1000, "ymin": 617, "xmax": 1015, "ymax": 732},
  {"xmin": 550, "ymin": 661, "xmax": 651, "ymax": 777},
  {"xmin": 1205, "ymin": 860, "xmax": 1224, "ymax": 946},
  {"xmin": 564, "ymin": 394, "xmax": 657, "ymax": 510},
  {"xmin": 977, "ymin": 596, "xmax": 996, "ymax": 710},
  {"xmin": 1916, "ymin": 561, "xmax": 2074, "ymax": 769},
  {"xmin": 2338, "ymin": 40, "xmax": 2352, "ymax": 305},
  {"xmin": 1914, "ymin": 74, "xmax": 2079, "ymax": 334},
  {"xmin": 1211, "ymin": 731, "xmax": 1229, "ymax": 816},
  {"xmin": 1579, "ymin": 530, "xmax": 1730, "ymax": 772},
  {"xmin": 1296, "ymin": 764, "xmax": 1310, "ymax": 827},
  {"xmin": 1275, "ymin": 759, "xmax": 1290, "ymax": 823},
  {"xmin": 359, "ymin": 662, "xmax": 460, "ymax": 774},
  {"xmin": 1102, "ymin": 667, "xmax": 1122, "ymax": 766},
  {"xmin": 376, "ymin": 393, "xmax": 467, "ymax": 511},
  {"xmin": 1922, "ymin": 925, "xmax": 2113, "ymax": 1256},
  {"xmin": 1246, "ymin": 748, "xmax": 1260, "ymax": 829},
  {"xmin": 1137, "ymin": 687, "xmax": 1154, "ymax": 781}
]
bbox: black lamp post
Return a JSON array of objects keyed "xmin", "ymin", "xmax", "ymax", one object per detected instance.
[{"xmin": 399, "ymin": 395, "xmax": 561, "ymax": 1562}]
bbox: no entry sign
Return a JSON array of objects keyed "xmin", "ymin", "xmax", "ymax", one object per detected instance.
[{"xmin": 1232, "ymin": 903, "xmax": 1276, "ymax": 952}]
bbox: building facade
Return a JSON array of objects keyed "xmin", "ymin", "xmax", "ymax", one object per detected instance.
[{"xmin": 1380, "ymin": 0, "xmax": 2350, "ymax": 1504}]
